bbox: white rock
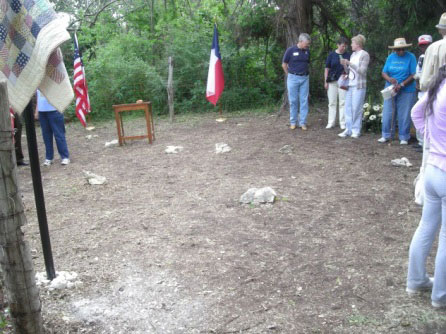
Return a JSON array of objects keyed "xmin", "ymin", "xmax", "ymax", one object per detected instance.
[
  {"xmin": 86, "ymin": 135, "xmax": 99, "ymax": 140},
  {"xmin": 215, "ymin": 143, "xmax": 232, "ymax": 154},
  {"xmin": 83, "ymin": 171, "xmax": 107, "ymax": 185},
  {"xmin": 279, "ymin": 145, "xmax": 293, "ymax": 154},
  {"xmin": 36, "ymin": 271, "xmax": 82, "ymax": 291},
  {"xmin": 391, "ymin": 157, "xmax": 413, "ymax": 167},
  {"xmin": 105, "ymin": 139, "xmax": 119, "ymax": 147},
  {"xmin": 240, "ymin": 187, "xmax": 277, "ymax": 204},
  {"xmin": 165, "ymin": 146, "xmax": 184, "ymax": 154}
]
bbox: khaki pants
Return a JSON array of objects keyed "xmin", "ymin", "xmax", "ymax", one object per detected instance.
[{"xmin": 327, "ymin": 82, "xmax": 346, "ymax": 128}]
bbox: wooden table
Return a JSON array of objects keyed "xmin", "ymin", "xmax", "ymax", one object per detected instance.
[{"xmin": 112, "ymin": 101, "xmax": 155, "ymax": 146}]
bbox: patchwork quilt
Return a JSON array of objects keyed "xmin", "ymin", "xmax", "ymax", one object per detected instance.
[{"xmin": 0, "ymin": 0, "xmax": 73, "ymax": 113}]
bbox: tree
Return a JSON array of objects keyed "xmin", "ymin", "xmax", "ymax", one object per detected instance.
[{"xmin": 0, "ymin": 82, "xmax": 43, "ymax": 334}]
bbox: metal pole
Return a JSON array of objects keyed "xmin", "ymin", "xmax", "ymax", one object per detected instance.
[{"xmin": 23, "ymin": 101, "xmax": 56, "ymax": 280}]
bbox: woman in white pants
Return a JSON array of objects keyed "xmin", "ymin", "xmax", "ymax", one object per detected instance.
[
  {"xmin": 324, "ymin": 37, "xmax": 350, "ymax": 129},
  {"xmin": 338, "ymin": 34, "xmax": 370, "ymax": 138},
  {"xmin": 407, "ymin": 65, "xmax": 446, "ymax": 308}
]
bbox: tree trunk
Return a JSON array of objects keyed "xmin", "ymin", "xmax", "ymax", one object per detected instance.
[
  {"xmin": 283, "ymin": 0, "xmax": 312, "ymax": 46},
  {"xmin": 167, "ymin": 56, "xmax": 174, "ymax": 123},
  {"xmin": 0, "ymin": 81, "xmax": 43, "ymax": 333},
  {"xmin": 278, "ymin": 0, "xmax": 312, "ymax": 116}
]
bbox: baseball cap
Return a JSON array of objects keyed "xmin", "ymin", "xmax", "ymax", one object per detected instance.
[{"xmin": 418, "ymin": 35, "xmax": 433, "ymax": 45}]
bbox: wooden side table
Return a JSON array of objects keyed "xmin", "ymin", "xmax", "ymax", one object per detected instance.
[{"xmin": 112, "ymin": 101, "xmax": 155, "ymax": 146}]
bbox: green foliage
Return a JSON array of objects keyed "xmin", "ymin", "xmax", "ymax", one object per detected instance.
[{"xmin": 55, "ymin": 0, "xmax": 443, "ymax": 120}]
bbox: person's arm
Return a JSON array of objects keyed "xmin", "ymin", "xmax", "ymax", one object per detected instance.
[
  {"xmin": 324, "ymin": 68, "xmax": 329, "ymax": 89},
  {"xmin": 34, "ymin": 94, "xmax": 39, "ymax": 120},
  {"xmin": 382, "ymin": 72, "xmax": 398, "ymax": 85},
  {"xmin": 400, "ymin": 74, "xmax": 415, "ymax": 88},
  {"xmin": 420, "ymin": 45, "xmax": 434, "ymax": 91},
  {"xmin": 411, "ymin": 93, "xmax": 428, "ymax": 133},
  {"xmin": 349, "ymin": 51, "xmax": 369, "ymax": 76},
  {"xmin": 282, "ymin": 63, "xmax": 288, "ymax": 75}
]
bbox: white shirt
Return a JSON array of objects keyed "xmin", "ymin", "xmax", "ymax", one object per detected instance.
[{"xmin": 348, "ymin": 50, "xmax": 364, "ymax": 87}]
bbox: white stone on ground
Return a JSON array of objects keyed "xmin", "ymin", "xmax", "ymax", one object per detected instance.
[
  {"xmin": 240, "ymin": 187, "xmax": 277, "ymax": 204},
  {"xmin": 36, "ymin": 271, "xmax": 82, "ymax": 291},
  {"xmin": 84, "ymin": 171, "xmax": 107, "ymax": 185},
  {"xmin": 165, "ymin": 146, "xmax": 184, "ymax": 154},
  {"xmin": 104, "ymin": 139, "xmax": 119, "ymax": 147},
  {"xmin": 391, "ymin": 157, "xmax": 413, "ymax": 167},
  {"xmin": 215, "ymin": 143, "xmax": 231, "ymax": 154},
  {"xmin": 279, "ymin": 145, "xmax": 293, "ymax": 154}
]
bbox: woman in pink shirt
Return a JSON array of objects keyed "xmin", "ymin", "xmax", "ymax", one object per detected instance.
[{"xmin": 407, "ymin": 65, "xmax": 446, "ymax": 308}]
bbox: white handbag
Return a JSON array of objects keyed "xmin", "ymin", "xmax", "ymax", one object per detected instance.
[{"xmin": 414, "ymin": 115, "xmax": 429, "ymax": 206}]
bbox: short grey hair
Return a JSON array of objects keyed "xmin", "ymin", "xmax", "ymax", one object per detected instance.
[{"xmin": 299, "ymin": 33, "xmax": 311, "ymax": 42}]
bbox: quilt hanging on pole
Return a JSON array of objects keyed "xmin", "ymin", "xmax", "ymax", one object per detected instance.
[{"xmin": 0, "ymin": 0, "xmax": 73, "ymax": 113}]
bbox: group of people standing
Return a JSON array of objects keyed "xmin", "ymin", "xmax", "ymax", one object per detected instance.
[
  {"xmin": 282, "ymin": 12, "xmax": 446, "ymax": 310},
  {"xmin": 281, "ymin": 30, "xmax": 433, "ymax": 144}
]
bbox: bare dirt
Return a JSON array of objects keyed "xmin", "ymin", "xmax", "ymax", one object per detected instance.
[{"xmin": 7, "ymin": 110, "xmax": 446, "ymax": 333}]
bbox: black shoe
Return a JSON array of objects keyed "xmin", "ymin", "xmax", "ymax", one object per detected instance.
[{"xmin": 17, "ymin": 160, "xmax": 29, "ymax": 166}]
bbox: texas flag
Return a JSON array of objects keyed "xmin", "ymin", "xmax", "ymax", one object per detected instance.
[{"xmin": 206, "ymin": 24, "xmax": 224, "ymax": 105}]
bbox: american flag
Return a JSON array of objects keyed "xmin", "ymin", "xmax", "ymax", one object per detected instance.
[{"xmin": 73, "ymin": 33, "xmax": 91, "ymax": 127}]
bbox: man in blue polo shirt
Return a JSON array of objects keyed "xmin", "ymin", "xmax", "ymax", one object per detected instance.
[{"xmin": 282, "ymin": 33, "xmax": 311, "ymax": 130}]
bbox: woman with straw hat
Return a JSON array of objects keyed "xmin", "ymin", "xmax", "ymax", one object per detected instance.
[{"xmin": 378, "ymin": 38, "xmax": 417, "ymax": 145}]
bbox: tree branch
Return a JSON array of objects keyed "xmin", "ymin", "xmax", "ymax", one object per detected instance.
[{"xmin": 312, "ymin": 0, "xmax": 350, "ymax": 39}]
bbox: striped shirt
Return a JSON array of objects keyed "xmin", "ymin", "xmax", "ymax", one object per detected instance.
[{"xmin": 348, "ymin": 50, "xmax": 370, "ymax": 89}]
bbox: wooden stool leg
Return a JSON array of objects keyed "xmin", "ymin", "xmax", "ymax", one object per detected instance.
[
  {"xmin": 120, "ymin": 113, "xmax": 125, "ymax": 144},
  {"xmin": 114, "ymin": 110, "xmax": 123, "ymax": 146},
  {"xmin": 144, "ymin": 107, "xmax": 152, "ymax": 144}
]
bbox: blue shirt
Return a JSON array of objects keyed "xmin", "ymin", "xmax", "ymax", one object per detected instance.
[
  {"xmin": 37, "ymin": 90, "xmax": 57, "ymax": 112},
  {"xmin": 282, "ymin": 46, "xmax": 310, "ymax": 75},
  {"xmin": 382, "ymin": 51, "xmax": 417, "ymax": 93},
  {"xmin": 325, "ymin": 51, "xmax": 351, "ymax": 81}
]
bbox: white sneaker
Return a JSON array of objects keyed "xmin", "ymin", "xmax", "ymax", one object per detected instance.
[
  {"xmin": 400, "ymin": 140, "xmax": 408, "ymax": 145},
  {"xmin": 338, "ymin": 130, "xmax": 349, "ymax": 138},
  {"xmin": 340, "ymin": 125, "xmax": 346, "ymax": 130},
  {"xmin": 377, "ymin": 137, "xmax": 389, "ymax": 143},
  {"xmin": 351, "ymin": 133, "xmax": 360, "ymax": 138},
  {"xmin": 43, "ymin": 159, "xmax": 52, "ymax": 166},
  {"xmin": 61, "ymin": 158, "xmax": 70, "ymax": 165},
  {"xmin": 407, "ymin": 277, "xmax": 434, "ymax": 296},
  {"xmin": 432, "ymin": 301, "xmax": 446, "ymax": 309},
  {"xmin": 326, "ymin": 124, "xmax": 334, "ymax": 129}
]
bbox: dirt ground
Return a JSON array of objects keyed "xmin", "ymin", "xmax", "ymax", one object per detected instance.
[{"xmin": 6, "ymin": 109, "xmax": 446, "ymax": 333}]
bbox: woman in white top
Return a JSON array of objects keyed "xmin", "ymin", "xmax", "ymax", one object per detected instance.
[{"xmin": 338, "ymin": 34, "xmax": 370, "ymax": 138}]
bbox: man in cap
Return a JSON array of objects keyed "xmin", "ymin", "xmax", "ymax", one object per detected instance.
[
  {"xmin": 419, "ymin": 13, "xmax": 446, "ymax": 91},
  {"xmin": 414, "ymin": 35, "xmax": 432, "ymax": 150}
]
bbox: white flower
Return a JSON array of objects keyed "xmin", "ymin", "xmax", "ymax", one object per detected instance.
[
  {"xmin": 373, "ymin": 105, "xmax": 380, "ymax": 111},
  {"xmin": 363, "ymin": 103, "xmax": 370, "ymax": 109},
  {"xmin": 369, "ymin": 115, "xmax": 377, "ymax": 121},
  {"xmin": 364, "ymin": 111, "xmax": 370, "ymax": 116}
]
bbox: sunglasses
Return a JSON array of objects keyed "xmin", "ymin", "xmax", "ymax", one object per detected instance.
[{"xmin": 395, "ymin": 48, "xmax": 405, "ymax": 52}]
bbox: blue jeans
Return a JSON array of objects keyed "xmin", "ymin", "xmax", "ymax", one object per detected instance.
[
  {"xmin": 381, "ymin": 91, "xmax": 416, "ymax": 141},
  {"xmin": 287, "ymin": 74, "xmax": 309, "ymax": 126},
  {"xmin": 407, "ymin": 164, "xmax": 446, "ymax": 304},
  {"xmin": 344, "ymin": 86, "xmax": 366, "ymax": 135},
  {"xmin": 39, "ymin": 111, "xmax": 69, "ymax": 160}
]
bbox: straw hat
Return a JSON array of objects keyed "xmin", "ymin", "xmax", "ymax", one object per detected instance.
[
  {"xmin": 388, "ymin": 37, "xmax": 412, "ymax": 49},
  {"xmin": 436, "ymin": 13, "xmax": 446, "ymax": 29}
]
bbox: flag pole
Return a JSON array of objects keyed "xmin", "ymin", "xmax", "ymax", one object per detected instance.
[{"xmin": 216, "ymin": 101, "xmax": 226, "ymax": 122}]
